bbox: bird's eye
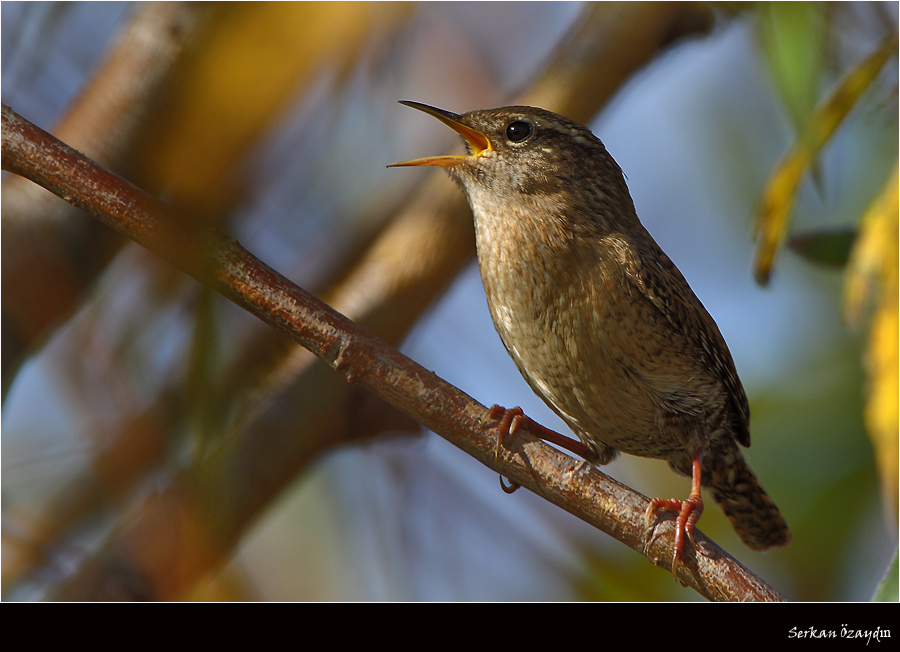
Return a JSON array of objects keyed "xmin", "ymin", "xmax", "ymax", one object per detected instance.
[{"xmin": 506, "ymin": 120, "xmax": 533, "ymax": 143}]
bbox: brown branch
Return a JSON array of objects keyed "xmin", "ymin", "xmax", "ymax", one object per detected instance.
[
  {"xmin": 2, "ymin": 103, "xmax": 786, "ymax": 602},
  {"xmin": 522, "ymin": 1, "xmax": 715, "ymax": 118}
]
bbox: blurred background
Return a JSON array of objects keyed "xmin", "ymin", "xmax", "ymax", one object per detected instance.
[{"xmin": 1, "ymin": 2, "xmax": 897, "ymax": 601}]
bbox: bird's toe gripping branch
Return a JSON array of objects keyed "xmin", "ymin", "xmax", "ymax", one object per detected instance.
[{"xmin": 645, "ymin": 453, "xmax": 705, "ymax": 580}]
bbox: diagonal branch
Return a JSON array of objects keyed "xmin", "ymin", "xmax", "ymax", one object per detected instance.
[{"xmin": 2, "ymin": 103, "xmax": 787, "ymax": 602}]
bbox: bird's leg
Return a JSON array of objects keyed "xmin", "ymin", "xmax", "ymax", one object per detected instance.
[
  {"xmin": 645, "ymin": 451, "xmax": 704, "ymax": 580},
  {"xmin": 483, "ymin": 404, "xmax": 596, "ymax": 459},
  {"xmin": 483, "ymin": 404, "xmax": 597, "ymax": 494}
]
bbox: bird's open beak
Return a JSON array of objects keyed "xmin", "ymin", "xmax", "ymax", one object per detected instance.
[{"xmin": 388, "ymin": 101, "xmax": 492, "ymax": 168}]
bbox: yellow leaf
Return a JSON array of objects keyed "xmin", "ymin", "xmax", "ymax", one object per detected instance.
[
  {"xmin": 753, "ymin": 34, "xmax": 896, "ymax": 285},
  {"xmin": 134, "ymin": 2, "xmax": 411, "ymax": 212},
  {"xmin": 844, "ymin": 165, "xmax": 899, "ymax": 522}
]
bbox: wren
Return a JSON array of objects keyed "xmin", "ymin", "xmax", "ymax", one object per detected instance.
[{"xmin": 389, "ymin": 101, "xmax": 790, "ymax": 575}]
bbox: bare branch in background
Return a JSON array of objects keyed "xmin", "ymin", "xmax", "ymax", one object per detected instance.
[{"xmin": 1, "ymin": 2, "xmax": 210, "ymax": 398}]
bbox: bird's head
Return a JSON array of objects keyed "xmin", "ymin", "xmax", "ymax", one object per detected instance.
[{"xmin": 389, "ymin": 101, "xmax": 624, "ymax": 200}]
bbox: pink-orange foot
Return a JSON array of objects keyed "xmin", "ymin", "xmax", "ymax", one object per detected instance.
[
  {"xmin": 646, "ymin": 494, "xmax": 703, "ymax": 580},
  {"xmin": 483, "ymin": 404, "xmax": 526, "ymax": 452},
  {"xmin": 645, "ymin": 453, "xmax": 704, "ymax": 580},
  {"xmin": 483, "ymin": 404, "xmax": 599, "ymax": 494},
  {"xmin": 483, "ymin": 404, "xmax": 595, "ymax": 460}
]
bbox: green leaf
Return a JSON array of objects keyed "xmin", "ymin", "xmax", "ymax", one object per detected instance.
[
  {"xmin": 788, "ymin": 228, "xmax": 856, "ymax": 267},
  {"xmin": 758, "ymin": 1, "xmax": 826, "ymax": 135}
]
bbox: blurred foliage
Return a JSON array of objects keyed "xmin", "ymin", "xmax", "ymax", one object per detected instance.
[
  {"xmin": 789, "ymin": 228, "xmax": 856, "ymax": 267},
  {"xmin": 751, "ymin": 2, "xmax": 898, "ymax": 574},
  {"xmin": 134, "ymin": 2, "xmax": 411, "ymax": 211},
  {"xmin": 759, "ymin": 1, "xmax": 826, "ymax": 137},
  {"xmin": 753, "ymin": 32, "xmax": 895, "ymax": 285},
  {"xmin": 845, "ymin": 166, "xmax": 899, "ymax": 521}
]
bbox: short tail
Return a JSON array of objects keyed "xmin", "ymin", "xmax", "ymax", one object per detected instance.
[{"xmin": 705, "ymin": 447, "xmax": 791, "ymax": 550}]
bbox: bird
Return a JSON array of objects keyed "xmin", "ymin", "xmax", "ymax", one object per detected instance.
[{"xmin": 388, "ymin": 101, "xmax": 790, "ymax": 576}]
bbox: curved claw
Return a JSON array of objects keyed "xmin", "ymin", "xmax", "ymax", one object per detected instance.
[
  {"xmin": 646, "ymin": 494, "xmax": 703, "ymax": 580},
  {"xmin": 499, "ymin": 475, "xmax": 521, "ymax": 494},
  {"xmin": 482, "ymin": 403, "xmax": 597, "ymax": 500},
  {"xmin": 645, "ymin": 452, "xmax": 704, "ymax": 580},
  {"xmin": 483, "ymin": 404, "xmax": 525, "ymax": 454},
  {"xmin": 483, "ymin": 404, "xmax": 594, "ymax": 460},
  {"xmin": 485, "ymin": 405, "xmax": 526, "ymax": 495}
]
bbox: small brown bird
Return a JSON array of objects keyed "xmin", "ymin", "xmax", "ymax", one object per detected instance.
[{"xmin": 389, "ymin": 101, "xmax": 790, "ymax": 575}]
